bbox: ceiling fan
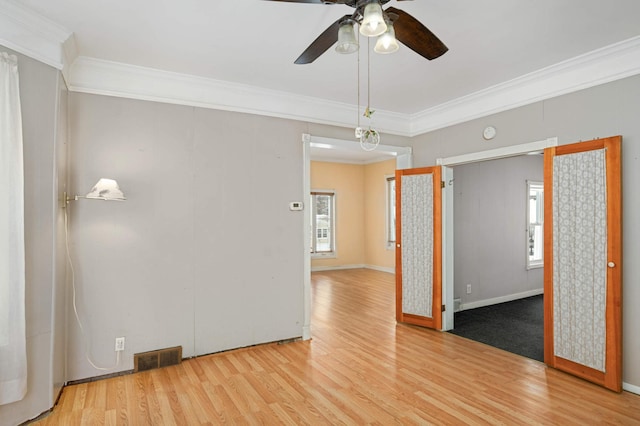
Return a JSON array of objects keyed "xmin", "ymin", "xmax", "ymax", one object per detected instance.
[{"xmin": 266, "ymin": 0, "xmax": 448, "ymax": 64}]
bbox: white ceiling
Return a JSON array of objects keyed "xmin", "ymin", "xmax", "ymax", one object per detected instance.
[{"xmin": 5, "ymin": 0, "xmax": 640, "ymax": 154}]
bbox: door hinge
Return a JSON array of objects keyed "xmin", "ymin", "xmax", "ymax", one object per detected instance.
[
  {"xmin": 441, "ymin": 181, "xmax": 445, "ymax": 188},
  {"xmin": 442, "ymin": 304, "xmax": 446, "ymax": 312}
]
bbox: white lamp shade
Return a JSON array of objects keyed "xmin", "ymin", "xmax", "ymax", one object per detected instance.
[
  {"xmin": 360, "ymin": 2, "xmax": 387, "ymax": 37},
  {"xmin": 336, "ymin": 20, "xmax": 359, "ymax": 54},
  {"xmin": 374, "ymin": 24, "xmax": 399, "ymax": 54},
  {"xmin": 85, "ymin": 178, "xmax": 126, "ymax": 201}
]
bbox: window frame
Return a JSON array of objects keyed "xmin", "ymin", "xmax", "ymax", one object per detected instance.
[
  {"xmin": 526, "ymin": 180, "xmax": 544, "ymax": 269},
  {"xmin": 386, "ymin": 175, "xmax": 396, "ymax": 250},
  {"xmin": 310, "ymin": 190, "xmax": 337, "ymax": 258}
]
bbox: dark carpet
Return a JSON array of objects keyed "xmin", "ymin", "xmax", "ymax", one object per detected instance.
[{"xmin": 448, "ymin": 295, "xmax": 544, "ymax": 362}]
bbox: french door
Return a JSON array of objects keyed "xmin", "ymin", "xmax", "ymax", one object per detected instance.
[
  {"xmin": 395, "ymin": 166, "xmax": 442, "ymax": 330},
  {"xmin": 543, "ymin": 136, "xmax": 622, "ymax": 392},
  {"xmin": 395, "ymin": 137, "xmax": 622, "ymax": 391}
]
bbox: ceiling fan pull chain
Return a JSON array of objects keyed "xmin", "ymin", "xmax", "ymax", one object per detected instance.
[
  {"xmin": 356, "ymin": 36, "xmax": 361, "ymax": 132},
  {"xmin": 360, "ymin": 36, "xmax": 380, "ymax": 152}
]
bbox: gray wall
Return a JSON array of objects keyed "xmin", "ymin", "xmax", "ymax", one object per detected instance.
[
  {"xmin": 0, "ymin": 48, "xmax": 67, "ymax": 425},
  {"xmin": 67, "ymin": 93, "xmax": 306, "ymax": 380},
  {"xmin": 409, "ymin": 73, "xmax": 640, "ymax": 389},
  {"xmin": 453, "ymin": 155, "xmax": 544, "ymax": 306}
]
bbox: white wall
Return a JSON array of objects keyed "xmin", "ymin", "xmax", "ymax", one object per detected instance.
[
  {"xmin": 67, "ymin": 93, "xmax": 306, "ymax": 380},
  {"xmin": 0, "ymin": 48, "xmax": 67, "ymax": 425},
  {"xmin": 409, "ymin": 74, "xmax": 640, "ymax": 389},
  {"xmin": 453, "ymin": 155, "xmax": 544, "ymax": 306}
]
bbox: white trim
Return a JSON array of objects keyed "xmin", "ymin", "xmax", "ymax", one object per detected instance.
[
  {"xmin": 437, "ymin": 137, "xmax": 558, "ymax": 166},
  {"xmin": 311, "ymin": 264, "xmax": 366, "ymax": 272},
  {"xmin": 68, "ymin": 57, "xmax": 411, "ymax": 136},
  {"xmin": 441, "ymin": 139, "xmax": 551, "ymax": 331},
  {"xmin": 302, "ymin": 135, "xmax": 311, "ymax": 341},
  {"xmin": 410, "ymin": 36, "xmax": 640, "ymax": 135},
  {"xmin": 310, "ymin": 264, "xmax": 394, "ymax": 274},
  {"xmin": 364, "ymin": 265, "xmax": 395, "ymax": 274},
  {"xmin": 0, "ymin": 0, "xmax": 73, "ymax": 70},
  {"xmin": 65, "ymin": 37, "xmax": 640, "ymax": 137},
  {"xmin": 460, "ymin": 288, "xmax": 544, "ymax": 312},
  {"xmin": 441, "ymin": 166, "xmax": 455, "ymax": 331},
  {"xmin": 623, "ymin": 382, "xmax": 640, "ymax": 395},
  {"xmin": 310, "ymin": 135, "xmax": 411, "ymax": 158},
  {"xmin": 66, "ymin": 36, "xmax": 640, "ymax": 137},
  {"xmin": 1, "ymin": 0, "xmax": 640, "ymax": 137}
]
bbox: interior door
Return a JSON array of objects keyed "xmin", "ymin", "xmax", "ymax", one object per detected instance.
[
  {"xmin": 395, "ymin": 166, "xmax": 442, "ymax": 330},
  {"xmin": 543, "ymin": 136, "xmax": 622, "ymax": 392}
]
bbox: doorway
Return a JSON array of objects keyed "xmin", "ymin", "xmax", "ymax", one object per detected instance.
[
  {"xmin": 446, "ymin": 154, "xmax": 545, "ymax": 361},
  {"xmin": 439, "ymin": 137, "xmax": 558, "ymax": 332},
  {"xmin": 301, "ymin": 134, "xmax": 412, "ymax": 340}
]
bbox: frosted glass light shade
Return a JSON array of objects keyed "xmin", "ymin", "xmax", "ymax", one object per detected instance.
[
  {"xmin": 336, "ymin": 20, "xmax": 359, "ymax": 54},
  {"xmin": 360, "ymin": 2, "xmax": 387, "ymax": 37},
  {"xmin": 374, "ymin": 24, "xmax": 399, "ymax": 54},
  {"xmin": 85, "ymin": 178, "xmax": 126, "ymax": 201}
]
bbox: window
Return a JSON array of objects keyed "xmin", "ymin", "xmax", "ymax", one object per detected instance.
[
  {"xmin": 310, "ymin": 191, "xmax": 335, "ymax": 256},
  {"xmin": 527, "ymin": 181, "xmax": 544, "ymax": 269},
  {"xmin": 386, "ymin": 176, "xmax": 396, "ymax": 248}
]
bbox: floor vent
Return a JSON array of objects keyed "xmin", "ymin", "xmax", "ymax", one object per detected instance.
[{"xmin": 134, "ymin": 346, "xmax": 182, "ymax": 373}]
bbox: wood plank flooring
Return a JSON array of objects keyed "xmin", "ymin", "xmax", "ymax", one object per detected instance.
[{"xmin": 36, "ymin": 269, "xmax": 640, "ymax": 425}]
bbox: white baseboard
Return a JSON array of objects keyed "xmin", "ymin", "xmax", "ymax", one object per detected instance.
[
  {"xmin": 364, "ymin": 264, "xmax": 395, "ymax": 274},
  {"xmin": 460, "ymin": 288, "xmax": 544, "ymax": 311},
  {"xmin": 623, "ymin": 382, "xmax": 640, "ymax": 395},
  {"xmin": 311, "ymin": 264, "xmax": 366, "ymax": 272},
  {"xmin": 310, "ymin": 264, "xmax": 395, "ymax": 274},
  {"xmin": 302, "ymin": 326, "xmax": 311, "ymax": 341}
]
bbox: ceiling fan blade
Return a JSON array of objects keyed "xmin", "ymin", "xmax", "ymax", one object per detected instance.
[
  {"xmin": 385, "ymin": 7, "xmax": 448, "ymax": 60},
  {"xmin": 264, "ymin": 0, "xmax": 343, "ymax": 4},
  {"xmin": 294, "ymin": 15, "xmax": 350, "ymax": 64}
]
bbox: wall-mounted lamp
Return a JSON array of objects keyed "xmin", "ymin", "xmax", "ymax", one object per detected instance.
[
  {"xmin": 65, "ymin": 178, "xmax": 126, "ymax": 206},
  {"xmin": 62, "ymin": 177, "xmax": 127, "ymax": 370}
]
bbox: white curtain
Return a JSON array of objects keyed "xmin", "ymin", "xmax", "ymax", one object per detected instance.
[
  {"xmin": 553, "ymin": 149, "xmax": 607, "ymax": 372},
  {"xmin": 401, "ymin": 173, "xmax": 434, "ymax": 317},
  {"xmin": 0, "ymin": 52, "xmax": 27, "ymax": 405}
]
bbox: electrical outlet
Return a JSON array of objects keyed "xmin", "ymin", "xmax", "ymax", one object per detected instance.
[
  {"xmin": 115, "ymin": 337, "xmax": 125, "ymax": 352},
  {"xmin": 466, "ymin": 284, "xmax": 472, "ymax": 294}
]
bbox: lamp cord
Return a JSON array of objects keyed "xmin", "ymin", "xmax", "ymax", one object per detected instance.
[{"xmin": 64, "ymin": 206, "xmax": 121, "ymax": 371}]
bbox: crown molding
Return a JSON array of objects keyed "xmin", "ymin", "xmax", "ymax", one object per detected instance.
[
  {"xmin": 68, "ymin": 56, "xmax": 412, "ymax": 136},
  {"xmin": 410, "ymin": 36, "xmax": 640, "ymax": 135},
  {"xmin": 2, "ymin": 0, "xmax": 639, "ymax": 137},
  {"xmin": 67, "ymin": 36, "xmax": 640, "ymax": 137},
  {"xmin": 0, "ymin": 0, "xmax": 74, "ymax": 70}
]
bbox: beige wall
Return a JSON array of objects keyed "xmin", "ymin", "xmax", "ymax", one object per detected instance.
[
  {"xmin": 364, "ymin": 159, "xmax": 396, "ymax": 271},
  {"xmin": 311, "ymin": 161, "xmax": 365, "ymax": 269},
  {"xmin": 311, "ymin": 159, "xmax": 395, "ymax": 271}
]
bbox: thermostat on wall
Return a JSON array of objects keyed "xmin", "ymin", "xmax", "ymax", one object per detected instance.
[{"xmin": 289, "ymin": 201, "xmax": 304, "ymax": 211}]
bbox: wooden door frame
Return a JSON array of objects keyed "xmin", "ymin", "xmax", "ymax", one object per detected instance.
[
  {"xmin": 395, "ymin": 166, "xmax": 442, "ymax": 329},
  {"xmin": 543, "ymin": 136, "xmax": 622, "ymax": 392}
]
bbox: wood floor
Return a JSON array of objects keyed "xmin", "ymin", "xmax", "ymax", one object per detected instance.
[{"xmin": 36, "ymin": 269, "xmax": 640, "ymax": 425}]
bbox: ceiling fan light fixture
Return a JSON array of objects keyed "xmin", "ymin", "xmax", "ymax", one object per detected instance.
[
  {"xmin": 374, "ymin": 23, "xmax": 399, "ymax": 54},
  {"xmin": 360, "ymin": 2, "xmax": 387, "ymax": 37},
  {"xmin": 335, "ymin": 20, "xmax": 359, "ymax": 54}
]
